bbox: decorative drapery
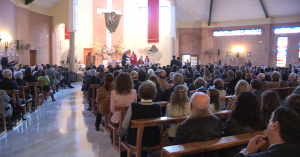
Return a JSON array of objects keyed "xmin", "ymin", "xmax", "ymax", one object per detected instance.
[
  {"xmin": 65, "ymin": 25, "xmax": 70, "ymax": 39},
  {"xmin": 148, "ymin": 0, "xmax": 159, "ymax": 43},
  {"xmin": 105, "ymin": 13, "xmax": 121, "ymax": 33}
]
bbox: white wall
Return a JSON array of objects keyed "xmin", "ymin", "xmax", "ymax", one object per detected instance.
[
  {"xmin": 54, "ymin": 0, "xmax": 93, "ymax": 70},
  {"xmin": 123, "ymin": 0, "xmax": 171, "ymax": 66}
]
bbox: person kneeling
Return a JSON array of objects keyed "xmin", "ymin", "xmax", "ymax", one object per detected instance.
[{"xmin": 118, "ymin": 80, "xmax": 162, "ymax": 157}]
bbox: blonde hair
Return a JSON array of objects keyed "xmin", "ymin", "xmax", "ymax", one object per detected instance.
[
  {"xmin": 235, "ymin": 80, "xmax": 250, "ymax": 96},
  {"xmin": 170, "ymin": 85, "xmax": 189, "ymax": 112}
]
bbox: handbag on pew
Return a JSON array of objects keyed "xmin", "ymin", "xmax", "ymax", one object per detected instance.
[{"xmin": 160, "ymin": 127, "xmax": 170, "ymax": 145}]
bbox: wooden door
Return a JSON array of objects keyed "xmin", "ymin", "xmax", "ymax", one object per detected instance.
[
  {"xmin": 84, "ymin": 48, "xmax": 93, "ymax": 67},
  {"xmin": 30, "ymin": 50, "xmax": 37, "ymax": 66}
]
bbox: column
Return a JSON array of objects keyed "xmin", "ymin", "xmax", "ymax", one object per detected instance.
[
  {"xmin": 170, "ymin": 4, "xmax": 176, "ymax": 59},
  {"xmin": 69, "ymin": 32, "xmax": 76, "ymax": 72},
  {"xmin": 68, "ymin": 0, "xmax": 77, "ymax": 72}
]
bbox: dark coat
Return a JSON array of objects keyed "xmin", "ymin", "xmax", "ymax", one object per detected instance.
[
  {"xmin": 177, "ymin": 60, "xmax": 182, "ymax": 68},
  {"xmin": 153, "ymin": 88, "xmax": 164, "ymax": 102},
  {"xmin": 233, "ymin": 143, "xmax": 300, "ymax": 157},
  {"xmin": 163, "ymin": 85, "xmax": 176, "ymax": 101},
  {"xmin": 23, "ymin": 75, "xmax": 39, "ymax": 95},
  {"xmin": 289, "ymin": 79, "xmax": 299, "ymax": 87},
  {"xmin": 253, "ymin": 90, "xmax": 262, "ymax": 106},
  {"xmin": 207, "ymin": 76, "xmax": 221, "ymax": 88},
  {"xmin": 133, "ymin": 80, "xmax": 141, "ymax": 94},
  {"xmin": 173, "ymin": 113, "xmax": 222, "ymax": 157},
  {"xmin": 170, "ymin": 59, "xmax": 177, "ymax": 68},
  {"xmin": 0, "ymin": 78, "xmax": 20, "ymax": 97},
  {"xmin": 86, "ymin": 76, "xmax": 102, "ymax": 98}
]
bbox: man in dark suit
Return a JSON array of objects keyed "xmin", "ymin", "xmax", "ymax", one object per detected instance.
[
  {"xmin": 130, "ymin": 71, "xmax": 141, "ymax": 94},
  {"xmin": 176, "ymin": 57, "xmax": 182, "ymax": 68},
  {"xmin": 121, "ymin": 52, "xmax": 130, "ymax": 66},
  {"xmin": 86, "ymin": 69, "xmax": 101, "ymax": 111},
  {"xmin": 0, "ymin": 69, "xmax": 20, "ymax": 92},
  {"xmin": 173, "ymin": 92, "xmax": 222, "ymax": 157},
  {"xmin": 170, "ymin": 55, "xmax": 177, "ymax": 68},
  {"xmin": 226, "ymin": 70, "xmax": 242, "ymax": 95},
  {"xmin": 233, "ymin": 105, "xmax": 300, "ymax": 157},
  {"xmin": 163, "ymin": 73, "xmax": 183, "ymax": 101}
]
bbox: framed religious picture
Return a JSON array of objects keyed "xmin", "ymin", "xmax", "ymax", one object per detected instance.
[
  {"xmin": 16, "ymin": 53, "xmax": 19, "ymax": 59},
  {"xmin": 0, "ymin": 53, "xmax": 3, "ymax": 57},
  {"xmin": 215, "ymin": 57, "xmax": 218, "ymax": 62},
  {"xmin": 227, "ymin": 52, "xmax": 230, "ymax": 56},
  {"xmin": 231, "ymin": 58, "xmax": 234, "ymax": 62},
  {"xmin": 247, "ymin": 52, "xmax": 251, "ymax": 57},
  {"xmin": 223, "ymin": 57, "xmax": 226, "ymax": 62}
]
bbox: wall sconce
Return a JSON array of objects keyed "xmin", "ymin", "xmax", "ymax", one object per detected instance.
[
  {"xmin": 10, "ymin": 43, "xmax": 13, "ymax": 50},
  {"xmin": 236, "ymin": 52, "xmax": 240, "ymax": 58},
  {"xmin": 5, "ymin": 41, "xmax": 9, "ymax": 52}
]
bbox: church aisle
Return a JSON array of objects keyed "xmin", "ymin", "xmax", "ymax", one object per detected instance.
[{"xmin": 0, "ymin": 82, "xmax": 119, "ymax": 157}]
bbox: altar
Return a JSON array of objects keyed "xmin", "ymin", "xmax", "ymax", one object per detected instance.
[{"xmin": 103, "ymin": 60, "xmax": 130, "ymax": 67}]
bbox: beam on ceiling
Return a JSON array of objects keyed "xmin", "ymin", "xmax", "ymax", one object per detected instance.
[
  {"xmin": 259, "ymin": 0, "xmax": 269, "ymax": 18},
  {"xmin": 208, "ymin": 0, "xmax": 214, "ymax": 26}
]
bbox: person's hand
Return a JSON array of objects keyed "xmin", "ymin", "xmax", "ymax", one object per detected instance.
[{"xmin": 246, "ymin": 135, "xmax": 267, "ymax": 154}]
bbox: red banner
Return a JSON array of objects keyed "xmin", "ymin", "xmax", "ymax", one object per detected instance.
[
  {"xmin": 148, "ymin": 0, "xmax": 159, "ymax": 43},
  {"xmin": 65, "ymin": 25, "xmax": 70, "ymax": 40}
]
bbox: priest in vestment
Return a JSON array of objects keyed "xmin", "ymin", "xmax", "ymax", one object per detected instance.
[
  {"xmin": 138, "ymin": 55, "xmax": 144, "ymax": 67},
  {"xmin": 131, "ymin": 51, "xmax": 137, "ymax": 65},
  {"xmin": 145, "ymin": 56, "xmax": 151, "ymax": 66}
]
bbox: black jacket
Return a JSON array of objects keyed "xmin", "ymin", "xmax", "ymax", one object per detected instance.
[
  {"xmin": 133, "ymin": 80, "xmax": 141, "ymax": 94},
  {"xmin": 226, "ymin": 78, "xmax": 241, "ymax": 95},
  {"xmin": 177, "ymin": 60, "xmax": 182, "ymax": 68},
  {"xmin": 163, "ymin": 85, "xmax": 176, "ymax": 101},
  {"xmin": 170, "ymin": 59, "xmax": 177, "ymax": 68},
  {"xmin": 0, "ymin": 78, "xmax": 20, "ymax": 97},
  {"xmin": 23, "ymin": 75, "xmax": 39, "ymax": 95},
  {"xmin": 233, "ymin": 143, "xmax": 300, "ymax": 157},
  {"xmin": 86, "ymin": 76, "xmax": 101, "ymax": 98},
  {"xmin": 153, "ymin": 88, "xmax": 164, "ymax": 102},
  {"xmin": 126, "ymin": 103, "xmax": 161, "ymax": 147},
  {"xmin": 173, "ymin": 115, "xmax": 222, "ymax": 157}
]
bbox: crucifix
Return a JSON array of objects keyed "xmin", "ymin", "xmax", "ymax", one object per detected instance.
[{"xmin": 97, "ymin": 0, "xmax": 122, "ymax": 49}]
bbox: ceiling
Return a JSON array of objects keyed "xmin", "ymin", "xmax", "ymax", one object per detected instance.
[
  {"xmin": 32, "ymin": 0, "xmax": 61, "ymax": 8},
  {"xmin": 176, "ymin": 0, "xmax": 300, "ymax": 23}
]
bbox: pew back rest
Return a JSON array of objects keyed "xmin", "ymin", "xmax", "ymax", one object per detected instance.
[
  {"xmin": 27, "ymin": 82, "xmax": 39, "ymax": 95},
  {"xmin": 161, "ymin": 130, "xmax": 268, "ymax": 157}
]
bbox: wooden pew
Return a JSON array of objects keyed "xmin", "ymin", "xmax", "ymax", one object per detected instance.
[
  {"xmin": 102, "ymin": 96, "xmax": 112, "ymax": 130},
  {"xmin": 0, "ymin": 115, "xmax": 10, "ymax": 137},
  {"xmin": 267, "ymin": 87, "xmax": 296, "ymax": 98},
  {"xmin": 120, "ymin": 110, "xmax": 233, "ymax": 157},
  {"xmin": 89, "ymin": 84, "xmax": 99, "ymax": 113},
  {"xmin": 109, "ymin": 100, "xmax": 170, "ymax": 152},
  {"xmin": 19, "ymin": 86, "xmax": 33, "ymax": 115},
  {"xmin": 27, "ymin": 82, "xmax": 43, "ymax": 108},
  {"xmin": 6, "ymin": 90, "xmax": 24, "ymax": 127},
  {"xmin": 38, "ymin": 80, "xmax": 46, "ymax": 103},
  {"xmin": 161, "ymin": 130, "xmax": 268, "ymax": 157}
]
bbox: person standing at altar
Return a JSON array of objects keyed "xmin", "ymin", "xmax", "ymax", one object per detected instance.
[
  {"xmin": 145, "ymin": 56, "xmax": 151, "ymax": 66},
  {"xmin": 131, "ymin": 51, "xmax": 137, "ymax": 66},
  {"xmin": 121, "ymin": 52, "xmax": 130, "ymax": 66},
  {"xmin": 138, "ymin": 55, "xmax": 144, "ymax": 67}
]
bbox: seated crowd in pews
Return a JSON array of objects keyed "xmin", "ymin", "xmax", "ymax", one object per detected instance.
[
  {"xmin": 0, "ymin": 64, "xmax": 74, "ymax": 130},
  {"xmin": 84, "ymin": 63, "xmax": 300, "ymax": 157}
]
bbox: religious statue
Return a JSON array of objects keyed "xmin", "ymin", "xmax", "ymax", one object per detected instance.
[
  {"xmin": 138, "ymin": 45, "xmax": 162, "ymax": 66},
  {"xmin": 104, "ymin": 12, "xmax": 122, "ymax": 33}
]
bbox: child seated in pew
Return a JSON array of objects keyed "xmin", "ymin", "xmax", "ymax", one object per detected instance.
[
  {"xmin": 165, "ymin": 85, "xmax": 191, "ymax": 141},
  {"xmin": 37, "ymin": 71, "xmax": 56, "ymax": 101},
  {"xmin": 117, "ymin": 80, "xmax": 162, "ymax": 157},
  {"xmin": 207, "ymin": 87, "xmax": 221, "ymax": 113}
]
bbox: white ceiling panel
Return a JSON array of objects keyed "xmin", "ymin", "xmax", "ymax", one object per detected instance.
[
  {"xmin": 32, "ymin": 0, "xmax": 61, "ymax": 8},
  {"xmin": 176, "ymin": 0, "xmax": 300, "ymax": 23}
]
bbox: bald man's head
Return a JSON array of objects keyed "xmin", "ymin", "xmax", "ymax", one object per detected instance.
[
  {"xmin": 130, "ymin": 71, "xmax": 138, "ymax": 80},
  {"xmin": 159, "ymin": 70, "xmax": 166, "ymax": 79},
  {"xmin": 190, "ymin": 92, "xmax": 210, "ymax": 112}
]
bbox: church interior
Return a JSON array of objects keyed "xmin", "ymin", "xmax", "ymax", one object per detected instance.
[{"xmin": 1, "ymin": 0, "xmax": 300, "ymax": 157}]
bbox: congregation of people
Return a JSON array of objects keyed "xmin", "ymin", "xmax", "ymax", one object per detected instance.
[
  {"xmin": 80, "ymin": 55, "xmax": 300, "ymax": 157},
  {"xmin": 0, "ymin": 62, "xmax": 74, "ymax": 127}
]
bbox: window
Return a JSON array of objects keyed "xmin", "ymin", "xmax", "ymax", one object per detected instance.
[
  {"xmin": 275, "ymin": 27, "xmax": 300, "ymax": 34},
  {"xmin": 160, "ymin": 6, "xmax": 170, "ymax": 35},
  {"xmin": 276, "ymin": 37, "xmax": 288, "ymax": 67},
  {"xmin": 139, "ymin": 7, "xmax": 148, "ymax": 35},
  {"xmin": 213, "ymin": 29, "xmax": 262, "ymax": 36}
]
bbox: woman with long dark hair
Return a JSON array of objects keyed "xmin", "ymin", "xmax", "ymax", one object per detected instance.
[
  {"xmin": 261, "ymin": 91, "xmax": 281, "ymax": 127},
  {"xmin": 148, "ymin": 75, "xmax": 164, "ymax": 102},
  {"xmin": 94, "ymin": 73, "xmax": 114, "ymax": 131},
  {"xmin": 223, "ymin": 91, "xmax": 264, "ymax": 157}
]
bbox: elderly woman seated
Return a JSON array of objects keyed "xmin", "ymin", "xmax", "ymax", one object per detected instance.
[
  {"xmin": 118, "ymin": 80, "xmax": 162, "ymax": 157},
  {"xmin": 14, "ymin": 71, "xmax": 32, "ymax": 100}
]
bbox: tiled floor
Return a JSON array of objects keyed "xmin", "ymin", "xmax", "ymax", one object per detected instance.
[{"xmin": 0, "ymin": 82, "xmax": 119, "ymax": 157}]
